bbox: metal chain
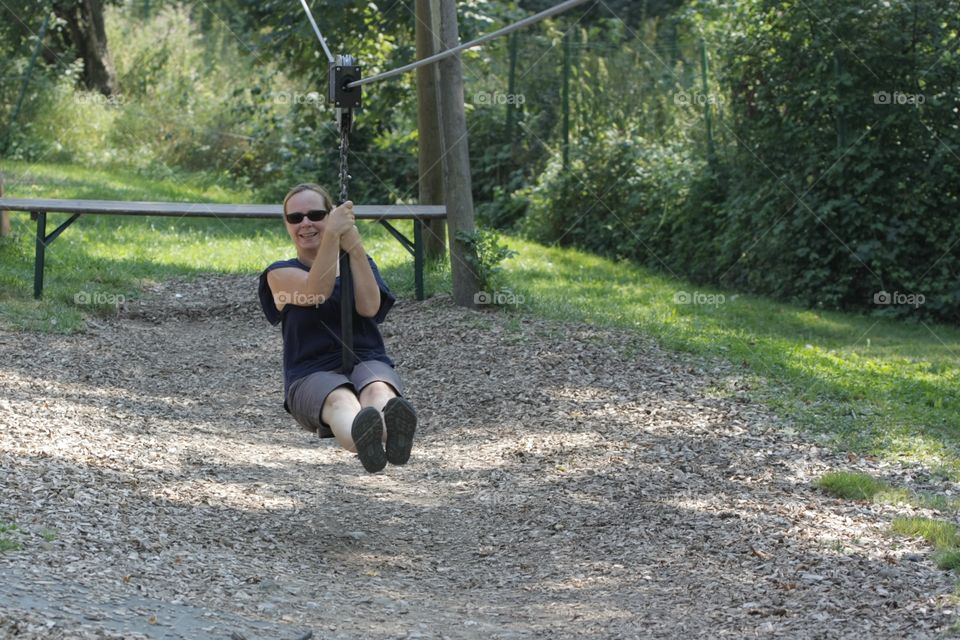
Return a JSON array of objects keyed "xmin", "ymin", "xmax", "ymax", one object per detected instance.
[
  {"xmin": 336, "ymin": 100, "xmax": 355, "ymax": 373},
  {"xmin": 337, "ymin": 110, "xmax": 351, "ymax": 205}
]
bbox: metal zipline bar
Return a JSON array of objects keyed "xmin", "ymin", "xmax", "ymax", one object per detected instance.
[
  {"xmin": 298, "ymin": 0, "xmax": 335, "ymax": 63},
  {"xmin": 346, "ymin": 0, "xmax": 594, "ymax": 89}
]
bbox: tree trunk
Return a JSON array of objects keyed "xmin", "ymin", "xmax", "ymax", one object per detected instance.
[
  {"xmin": 54, "ymin": 0, "xmax": 118, "ymax": 96},
  {"xmin": 415, "ymin": 0, "xmax": 447, "ymax": 262},
  {"xmin": 434, "ymin": 0, "xmax": 480, "ymax": 308}
]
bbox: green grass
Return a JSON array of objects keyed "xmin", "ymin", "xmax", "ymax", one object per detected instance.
[
  {"xmin": 890, "ymin": 516, "xmax": 960, "ymax": 571},
  {"xmin": 0, "ymin": 522, "xmax": 19, "ymax": 552},
  {"xmin": 935, "ymin": 550, "xmax": 960, "ymax": 571},
  {"xmin": 0, "ymin": 161, "xmax": 448, "ymax": 332},
  {"xmin": 816, "ymin": 471, "xmax": 894, "ymax": 501},
  {"xmin": 892, "ymin": 517, "xmax": 959, "ymax": 549},
  {"xmin": 814, "ymin": 471, "xmax": 960, "ymax": 515},
  {"xmin": 1, "ymin": 161, "xmax": 259, "ymax": 203}
]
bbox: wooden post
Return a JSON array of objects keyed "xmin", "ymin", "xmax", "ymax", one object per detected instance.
[
  {"xmin": 435, "ymin": 0, "xmax": 481, "ymax": 308},
  {"xmin": 416, "ymin": 0, "xmax": 447, "ymax": 262},
  {"xmin": 505, "ymin": 31, "xmax": 519, "ymax": 154}
]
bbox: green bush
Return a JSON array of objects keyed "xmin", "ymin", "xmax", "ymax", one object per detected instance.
[
  {"xmin": 456, "ymin": 227, "xmax": 517, "ymax": 293},
  {"xmin": 714, "ymin": 0, "xmax": 960, "ymax": 321},
  {"xmin": 522, "ymin": 129, "xmax": 701, "ymax": 267}
]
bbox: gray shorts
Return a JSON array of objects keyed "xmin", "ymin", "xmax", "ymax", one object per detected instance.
[{"xmin": 286, "ymin": 360, "xmax": 403, "ymax": 438}]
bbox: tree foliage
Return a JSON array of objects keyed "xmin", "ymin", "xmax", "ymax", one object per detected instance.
[{"xmin": 714, "ymin": 0, "xmax": 960, "ymax": 319}]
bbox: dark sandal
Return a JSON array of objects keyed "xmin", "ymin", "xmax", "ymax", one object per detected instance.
[
  {"xmin": 383, "ymin": 397, "xmax": 417, "ymax": 465},
  {"xmin": 351, "ymin": 407, "xmax": 387, "ymax": 473}
]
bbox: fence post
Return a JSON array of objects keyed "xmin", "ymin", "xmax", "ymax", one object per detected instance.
[
  {"xmin": 834, "ymin": 50, "xmax": 847, "ymax": 149},
  {"xmin": 7, "ymin": 12, "xmax": 50, "ymax": 149},
  {"xmin": 505, "ymin": 30, "xmax": 519, "ymax": 157},
  {"xmin": 700, "ymin": 39, "xmax": 716, "ymax": 167},
  {"xmin": 562, "ymin": 27, "xmax": 572, "ymax": 169}
]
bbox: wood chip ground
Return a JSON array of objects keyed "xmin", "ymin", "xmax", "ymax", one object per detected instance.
[{"xmin": 0, "ymin": 274, "xmax": 957, "ymax": 638}]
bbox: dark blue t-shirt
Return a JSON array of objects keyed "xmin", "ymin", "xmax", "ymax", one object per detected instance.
[{"xmin": 258, "ymin": 255, "xmax": 396, "ymax": 402}]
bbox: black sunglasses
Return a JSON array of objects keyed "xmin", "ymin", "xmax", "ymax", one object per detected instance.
[{"xmin": 284, "ymin": 209, "xmax": 329, "ymax": 224}]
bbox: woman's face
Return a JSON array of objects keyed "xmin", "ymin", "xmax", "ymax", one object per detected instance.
[{"xmin": 284, "ymin": 189, "xmax": 330, "ymax": 253}]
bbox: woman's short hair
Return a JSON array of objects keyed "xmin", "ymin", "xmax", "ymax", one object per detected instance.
[{"xmin": 282, "ymin": 183, "xmax": 334, "ymax": 215}]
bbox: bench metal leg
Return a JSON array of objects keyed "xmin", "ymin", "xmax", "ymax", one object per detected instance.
[
  {"xmin": 31, "ymin": 211, "xmax": 81, "ymax": 299},
  {"xmin": 414, "ymin": 218, "xmax": 424, "ymax": 301},
  {"xmin": 379, "ymin": 218, "xmax": 427, "ymax": 301},
  {"xmin": 33, "ymin": 210, "xmax": 46, "ymax": 299}
]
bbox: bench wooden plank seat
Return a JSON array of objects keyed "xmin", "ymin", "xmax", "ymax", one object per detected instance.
[{"xmin": 0, "ymin": 197, "xmax": 446, "ymax": 300}]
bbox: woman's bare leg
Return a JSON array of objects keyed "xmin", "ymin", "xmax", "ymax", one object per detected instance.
[
  {"xmin": 358, "ymin": 380, "xmax": 396, "ymax": 411},
  {"xmin": 358, "ymin": 381, "xmax": 397, "ymax": 443},
  {"xmin": 321, "ymin": 386, "xmax": 363, "ymax": 452}
]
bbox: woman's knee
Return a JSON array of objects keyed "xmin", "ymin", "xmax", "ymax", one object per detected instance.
[
  {"xmin": 324, "ymin": 386, "xmax": 360, "ymax": 413},
  {"xmin": 359, "ymin": 381, "xmax": 396, "ymax": 405}
]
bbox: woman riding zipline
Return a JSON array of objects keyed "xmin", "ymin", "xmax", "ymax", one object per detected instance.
[{"xmin": 258, "ymin": 183, "xmax": 417, "ymax": 473}]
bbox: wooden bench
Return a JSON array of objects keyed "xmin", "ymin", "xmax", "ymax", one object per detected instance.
[{"xmin": 0, "ymin": 197, "xmax": 446, "ymax": 301}]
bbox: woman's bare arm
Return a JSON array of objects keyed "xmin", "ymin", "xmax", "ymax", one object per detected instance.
[
  {"xmin": 267, "ymin": 203, "xmax": 355, "ymax": 310},
  {"xmin": 341, "ymin": 226, "xmax": 381, "ymax": 318},
  {"xmin": 266, "ymin": 231, "xmax": 340, "ymax": 310}
]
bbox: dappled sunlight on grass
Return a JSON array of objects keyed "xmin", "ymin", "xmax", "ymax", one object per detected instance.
[{"xmin": 1, "ymin": 160, "xmax": 257, "ymax": 203}]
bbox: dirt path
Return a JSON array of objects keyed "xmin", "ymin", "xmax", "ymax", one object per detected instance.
[{"xmin": 0, "ymin": 275, "xmax": 956, "ymax": 639}]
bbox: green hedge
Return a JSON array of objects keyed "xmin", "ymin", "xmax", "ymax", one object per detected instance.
[{"xmin": 716, "ymin": 0, "xmax": 960, "ymax": 321}]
